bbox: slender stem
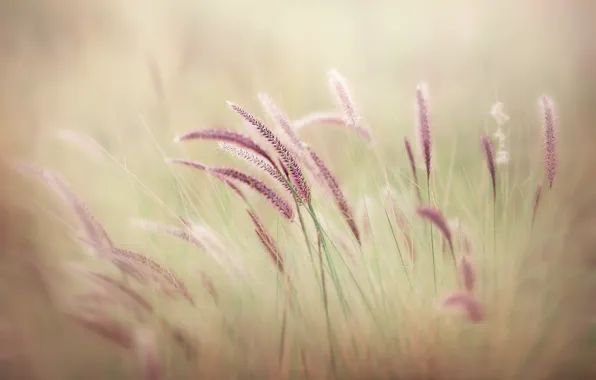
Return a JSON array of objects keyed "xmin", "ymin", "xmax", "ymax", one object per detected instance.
[
  {"xmin": 384, "ymin": 209, "xmax": 412, "ymax": 288},
  {"xmin": 278, "ymin": 285, "xmax": 289, "ymax": 369},
  {"xmin": 295, "ymin": 200, "xmax": 322, "ymax": 290},
  {"xmin": 304, "ymin": 202, "xmax": 385, "ymax": 336},
  {"xmin": 306, "ymin": 203, "xmax": 351, "ymax": 316},
  {"xmin": 427, "ymin": 174, "xmax": 437, "ymax": 294},
  {"xmin": 492, "ymin": 196, "xmax": 497, "ymax": 301},
  {"xmin": 316, "ymin": 227, "xmax": 337, "ymax": 375}
]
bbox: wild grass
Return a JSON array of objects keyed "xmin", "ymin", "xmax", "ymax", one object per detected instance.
[{"xmin": 5, "ymin": 67, "xmax": 588, "ymax": 380}]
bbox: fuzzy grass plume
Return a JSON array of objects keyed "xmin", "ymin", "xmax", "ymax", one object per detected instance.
[{"xmin": 14, "ymin": 68, "xmax": 584, "ymax": 380}]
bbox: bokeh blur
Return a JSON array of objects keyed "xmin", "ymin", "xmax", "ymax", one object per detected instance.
[{"xmin": 1, "ymin": 0, "xmax": 596, "ymax": 378}]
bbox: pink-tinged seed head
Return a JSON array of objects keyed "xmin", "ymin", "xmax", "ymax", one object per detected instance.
[
  {"xmin": 227, "ymin": 102, "xmax": 311, "ymax": 204},
  {"xmin": 55, "ymin": 129, "xmax": 105, "ymax": 161},
  {"xmin": 532, "ymin": 183, "xmax": 543, "ymax": 226},
  {"xmin": 168, "ymin": 158, "xmax": 293, "ymax": 220},
  {"xmin": 326, "ymin": 70, "xmax": 372, "ymax": 142},
  {"xmin": 440, "ymin": 292, "xmax": 485, "ymax": 322},
  {"xmin": 167, "ymin": 157, "xmax": 248, "ymax": 200},
  {"xmin": 293, "ymin": 111, "xmax": 345, "ymax": 131},
  {"xmin": 258, "ymin": 92, "xmax": 305, "ymax": 152},
  {"xmin": 404, "ymin": 136, "xmax": 422, "ymax": 202},
  {"xmin": 308, "ymin": 148, "xmax": 361, "ymax": 245},
  {"xmin": 415, "ymin": 82, "xmax": 432, "ymax": 179},
  {"xmin": 539, "ymin": 95, "xmax": 557, "ymax": 188},
  {"xmin": 68, "ymin": 313, "xmax": 134, "ymax": 349},
  {"xmin": 173, "ymin": 128, "xmax": 278, "ymax": 169},
  {"xmin": 211, "ymin": 167, "xmax": 294, "ymax": 221},
  {"xmin": 416, "ymin": 206, "xmax": 453, "ymax": 254},
  {"xmin": 219, "ymin": 142, "xmax": 292, "ymax": 194},
  {"xmin": 459, "ymin": 255, "xmax": 476, "ymax": 293},
  {"xmin": 17, "ymin": 165, "xmax": 114, "ymax": 257},
  {"xmin": 247, "ymin": 210, "xmax": 286, "ymax": 275},
  {"xmin": 480, "ymin": 134, "xmax": 497, "ymax": 201}
]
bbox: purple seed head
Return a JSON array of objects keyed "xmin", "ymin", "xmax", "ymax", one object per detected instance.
[
  {"xmin": 327, "ymin": 70, "xmax": 372, "ymax": 142},
  {"xmin": 532, "ymin": 183, "xmax": 543, "ymax": 226},
  {"xmin": 416, "ymin": 206, "xmax": 453, "ymax": 253},
  {"xmin": 308, "ymin": 148, "xmax": 361, "ymax": 245},
  {"xmin": 459, "ymin": 255, "xmax": 476, "ymax": 293},
  {"xmin": 404, "ymin": 136, "xmax": 422, "ymax": 201},
  {"xmin": 440, "ymin": 292, "xmax": 485, "ymax": 323},
  {"xmin": 415, "ymin": 82, "xmax": 432, "ymax": 179},
  {"xmin": 540, "ymin": 95, "xmax": 557, "ymax": 188},
  {"xmin": 174, "ymin": 128, "xmax": 278, "ymax": 169},
  {"xmin": 480, "ymin": 134, "xmax": 497, "ymax": 201},
  {"xmin": 227, "ymin": 102, "xmax": 311, "ymax": 204},
  {"xmin": 247, "ymin": 210, "xmax": 285, "ymax": 275},
  {"xmin": 258, "ymin": 92, "xmax": 305, "ymax": 152},
  {"xmin": 211, "ymin": 167, "xmax": 294, "ymax": 221},
  {"xmin": 293, "ymin": 111, "xmax": 345, "ymax": 130},
  {"xmin": 219, "ymin": 142, "xmax": 292, "ymax": 194}
]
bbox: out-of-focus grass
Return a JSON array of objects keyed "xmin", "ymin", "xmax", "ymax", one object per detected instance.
[{"xmin": 2, "ymin": 0, "xmax": 596, "ymax": 379}]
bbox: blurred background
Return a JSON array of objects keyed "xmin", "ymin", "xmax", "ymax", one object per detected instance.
[
  {"xmin": 1, "ymin": 0, "xmax": 596, "ymax": 377},
  {"xmin": 1, "ymin": 0, "xmax": 594, "ymax": 224}
]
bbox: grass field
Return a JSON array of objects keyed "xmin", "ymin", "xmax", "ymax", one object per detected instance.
[{"xmin": 1, "ymin": 1, "xmax": 596, "ymax": 379}]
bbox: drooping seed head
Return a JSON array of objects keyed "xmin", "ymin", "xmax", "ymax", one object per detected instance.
[
  {"xmin": 160, "ymin": 319, "xmax": 198, "ymax": 360},
  {"xmin": 308, "ymin": 148, "xmax": 361, "ymax": 245},
  {"xmin": 130, "ymin": 217, "xmax": 241, "ymax": 276},
  {"xmin": 532, "ymin": 183, "xmax": 543, "ymax": 226},
  {"xmin": 540, "ymin": 95, "xmax": 557, "ymax": 188},
  {"xmin": 247, "ymin": 210, "xmax": 285, "ymax": 275},
  {"xmin": 174, "ymin": 128, "xmax": 278, "ymax": 169},
  {"xmin": 227, "ymin": 102, "xmax": 311, "ymax": 203},
  {"xmin": 18, "ymin": 165, "xmax": 114, "ymax": 257},
  {"xmin": 199, "ymin": 271, "xmax": 219, "ymax": 304},
  {"xmin": 85, "ymin": 243, "xmax": 195, "ymax": 305},
  {"xmin": 415, "ymin": 82, "xmax": 432, "ymax": 179},
  {"xmin": 459, "ymin": 255, "xmax": 476, "ymax": 293},
  {"xmin": 219, "ymin": 142, "xmax": 292, "ymax": 194},
  {"xmin": 211, "ymin": 167, "xmax": 294, "ymax": 221},
  {"xmin": 67, "ymin": 312, "xmax": 134, "ymax": 349},
  {"xmin": 293, "ymin": 111, "xmax": 345, "ymax": 130},
  {"xmin": 404, "ymin": 136, "xmax": 422, "ymax": 202},
  {"xmin": 326, "ymin": 69, "xmax": 372, "ymax": 141},
  {"xmin": 480, "ymin": 134, "xmax": 497, "ymax": 201},
  {"xmin": 258, "ymin": 92, "xmax": 305, "ymax": 152},
  {"xmin": 416, "ymin": 206, "xmax": 454, "ymax": 255},
  {"xmin": 71, "ymin": 266, "xmax": 154, "ymax": 313},
  {"xmin": 130, "ymin": 218, "xmax": 206, "ymax": 251},
  {"xmin": 440, "ymin": 292, "xmax": 485, "ymax": 322},
  {"xmin": 55, "ymin": 129, "xmax": 105, "ymax": 161}
]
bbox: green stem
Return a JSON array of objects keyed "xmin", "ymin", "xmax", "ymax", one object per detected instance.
[
  {"xmin": 384, "ymin": 209, "xmax": 412, "ymax": 288},
  {"xmin": 316, "ymin": 228, "xmax": 337, "ymax": 375}
]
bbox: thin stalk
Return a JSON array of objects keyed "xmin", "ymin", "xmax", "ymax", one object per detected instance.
[
  {"xmin": 384, "ymin": 209, "xmax": 412, "ymax": 288},
  {"xmin": 492, "ymin": 195, "xmax": 497, "ymax": 301},
  {"xmin": 278, "ymin": 286, "xmax": 290, "ymax": 369},
  {"xmin": 295, "ymin": 199, "xmax": 322, "ymax": 289},
  {"xmin": 304, "ymin": 203, "xmax": 351, "ymax": 316},
  {"xmin": 316, "ymin": 227, "xmax": 337, "ymax": 375},
  {"xmin": 427, "ymin": 174, "xmax": 437, "ymax": 294},
  {"xmin": 303, "ymin": 202, "xmax": 385, "ymax": 336}
]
